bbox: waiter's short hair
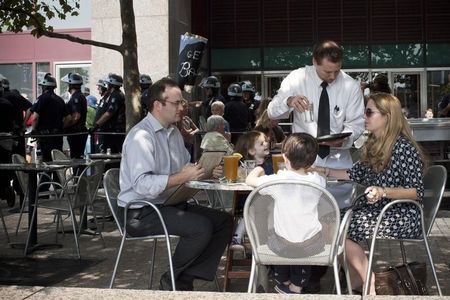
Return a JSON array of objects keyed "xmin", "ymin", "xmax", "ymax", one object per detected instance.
[
  {"xmin": 313, "ymin": 40, "xmax": 343, "ymax": 64},
  {"xmin": 147, "ymin": 77, "xmax": 180, "ymax": 112}
]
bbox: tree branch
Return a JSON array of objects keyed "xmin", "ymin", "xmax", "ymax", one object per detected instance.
[{"xmin": 41, "ymin": 30, "xmax": 122, "ymax": 53}]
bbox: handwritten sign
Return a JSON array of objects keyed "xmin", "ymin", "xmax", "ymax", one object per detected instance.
[{"xmin": 176, "ymin": 33, "xmax": 208, "ymax": 92}]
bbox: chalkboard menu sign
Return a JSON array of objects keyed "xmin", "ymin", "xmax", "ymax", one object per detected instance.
[{"xmin": 176, "ymin": 33, "xmax": 208, "ymax": 93}]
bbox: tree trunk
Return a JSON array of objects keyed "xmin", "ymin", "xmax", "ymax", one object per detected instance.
[{"xmin": 120, "ymin": 0, "xmax": 141, "ymax": 132}]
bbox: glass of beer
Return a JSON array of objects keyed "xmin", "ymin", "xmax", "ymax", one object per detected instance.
[
  {"xmin": 272, "ymin": 154, "xmax": 284, "ymax": 173},
  {"xmin": 223, "ymin": 155, "xmax": 240, "ymax": 182}
]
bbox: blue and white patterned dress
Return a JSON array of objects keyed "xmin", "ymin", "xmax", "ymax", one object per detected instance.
[{"xmin": 345, "ymin": 135, "xmax": 424, "ymax": 242}]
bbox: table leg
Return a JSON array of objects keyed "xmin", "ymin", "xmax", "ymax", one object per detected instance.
[
  {"xmin": 222, "ymin": 190, "xmax": 252, "ymax": 292},
  {"xmin": 10, "ymin": 172, "xmax": 62, "ymax": 253}
]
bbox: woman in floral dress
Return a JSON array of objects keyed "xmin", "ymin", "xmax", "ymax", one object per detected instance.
[{"xmin": 314, "ymin": 93, "xmax": 426, "ymax": 294}]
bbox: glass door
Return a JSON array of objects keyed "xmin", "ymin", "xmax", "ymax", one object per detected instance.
[{"xmin": 392, "ymin": 72, "xmax": 421, "ymax": 118}]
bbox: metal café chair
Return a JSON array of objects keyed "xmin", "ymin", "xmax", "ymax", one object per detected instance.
[
  {"xmin": 244, "ymin": 179, "xmax": 353, "ymax": 294},
  {"xmin": 24, "ymin": 160, "xmax": 105, "ymax": 258},
  {"xmin": 103, "ymin": 168, "xmax": 176, "ymax": 290},
  {"xmin": 363, "ymin": 165, "xmax": 446, "ymax": 296}
]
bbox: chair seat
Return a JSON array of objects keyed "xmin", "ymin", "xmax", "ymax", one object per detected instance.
[
  {"xmin": 36, "ymin": 198, "xmax": 83, "ymax": 212},
  {"xmin": 256, "ymin": 244, "xmax": 336, "ymax": 265}
]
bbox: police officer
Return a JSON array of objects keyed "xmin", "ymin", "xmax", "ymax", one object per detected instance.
[
  {"xmin": 91, "ymin": 73, "xmax": 125, "ymax": 153},
  {"xmin": 0, "ymin": 79, "xmax": 16, "ymax": 206},
  {"xmin": 92, "ymin": 79, "xmax": 109, "ymax": 153},
  {"xmin": 24, "ymin": 73, "xmax": 68, "ymax": 162},
  {"xmin": 139, "ymin": 74, "xmax": 152, "ymax": 119},
  {"xmin": 223, "ymin": 83, "xmax": 250, "ymax": 144},
  {"xmin": 61, "ymin": 72, "xmax": 88, "ymax": 159},
  {"xmin": 1, "ymin": 77, "xmax": 32, "ymax": 207},
  {"xmin": 241, "ymin": 81, "xmax": 260, "ymax": 128},
  {"xmin": 200, "ymin": 75, "xmax": 225, "ymax": 118}
]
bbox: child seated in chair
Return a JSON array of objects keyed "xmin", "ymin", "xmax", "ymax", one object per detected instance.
[{"xmin": 246, "ymin": 132, "xmax": 326, "ymax": 294}]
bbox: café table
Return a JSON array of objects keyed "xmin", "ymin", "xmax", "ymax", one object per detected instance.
[
  {"xmin": 89, "ymin": 153, "xmax": 122, "ymax": 160},
  {"xmin": 0, "ymin": 162, "xmax": 66, "ymax": 253}
]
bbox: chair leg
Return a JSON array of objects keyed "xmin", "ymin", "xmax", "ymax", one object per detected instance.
[
  {"xmin": 149, "ymin": 239, "xmax": 157, "ymax": 289},
  {"xmin": 15, "ymin": 190, "xmax": 28, "ymax": 236},
  {"xmin": 421, "ymin": 238, "xmax": 443, "ymax": 296},
  {"xmin": 89, "ymin": 204, "xmax": 105, "ymax": 247},
  {"xmin": 363, "ymin": 236, "xmax": 377, "ymax": 296},
  {"xmin": 333, "ymin": 259, "xmax": 342, "ymax": 295},
  {"xmin": 69, "ymin": 210, "xmax": 81, "ymax": 259},
  {"xmin": 0, "ymin": 209, "xmax": 10, "ymax": 244},
  {"xmin": 214, "ymin": 273, "xmax": 221, "ymax": 291},
  {"xmin": 247, "ymin": 256, "xmax": 257, "ymax": 293},
  {"xmin": 110, "ymin": 235, "xmax": 127, "ymax": 288},
  {"xmin": 163, "ymin": 236, "xmax": 176, "ymax": 291}
]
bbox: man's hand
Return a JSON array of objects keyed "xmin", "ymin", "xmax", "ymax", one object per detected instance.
[
  {"xmin": 287, "ymin": 95, "xmax": 310, "ymax": 112},
  {"xmin": 180, "ymin": 164, "xmax": 205, "ymax": 182},
  {"xmin": 211, "ymin": 165, "xmax": 223, "ymax": 179}
]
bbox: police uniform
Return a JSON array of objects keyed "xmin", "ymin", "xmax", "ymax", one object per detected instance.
[
  {"xmin": 30, "ymin": 90, "xmax": 68, "ymax": 162},
  {"xmin": 65, "ymin": 90, "xmax": 88, "ymax": 158},
  {"xmin": 140, "ymin": 88, "xmax": 150, "ymax": 119},
  {"xmin": 0, "ymin": 96, "xmax": 15, "ymax": 204},
  {"xmin": 3, "ymin": 89, "xmax": 32, "ymax": 157},
  {"xmin": 100, "ymin": 89, "xmax": 125, "ymax": 153}
]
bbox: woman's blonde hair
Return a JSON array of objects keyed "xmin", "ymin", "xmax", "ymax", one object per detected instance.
[
  {"xmin": 361, "ymin": 93, "xmax": 427, "ymax": 172},
  {"xmin": 255, "ymin": 109, "xmax": 271, "ymax": 128}
]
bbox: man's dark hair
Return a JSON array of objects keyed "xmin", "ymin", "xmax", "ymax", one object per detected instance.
[
  {"xmin": 146, "ymin": 77, "xmax": 179, "ymax": 112},
  {"xmin": 313, "ymin": 40, "xmax": 343, "ymax": 64},
  {"xmin": 282, "ymin": 133, "xmax": 318, "ymax": 170}
]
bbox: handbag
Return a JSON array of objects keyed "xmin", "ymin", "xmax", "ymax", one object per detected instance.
[{"xmin": 375, "ymin": 261, "xmax": 428, "ymax": 295}]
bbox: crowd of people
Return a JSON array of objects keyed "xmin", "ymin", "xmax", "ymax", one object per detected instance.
[{"xmin": 0, "ymin": 39, "xmax": 435, "ymax": 295}]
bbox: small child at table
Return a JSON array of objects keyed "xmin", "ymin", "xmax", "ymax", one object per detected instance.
[
  {"xmin": 230, "ymin": 131, "xmax": 273, "ymax": 250},
  {"xmin": 246, "ymin": 132, "xmax": 326, "ymax": 294}
]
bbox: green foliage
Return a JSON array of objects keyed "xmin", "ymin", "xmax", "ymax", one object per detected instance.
[{"xmin": 0, "ymin": 0, "xmax": 80, "ymax": 36}]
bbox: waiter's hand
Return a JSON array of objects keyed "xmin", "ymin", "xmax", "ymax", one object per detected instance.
[
  {"xmin": 318, "ymin": 137, "xmax": 348, "ymax": 148},
  {"xmin": 211, "ymin": 165, "xmax": 223, "ymax": 179},
  {"xmin": 287, "ymin": 95, "xmax": 309, "ymax": 112}
]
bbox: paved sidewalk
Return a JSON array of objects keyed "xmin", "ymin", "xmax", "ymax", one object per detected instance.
[{"xmin": 0, "ymin": 194, "xmax": 449, "ymax": 296}]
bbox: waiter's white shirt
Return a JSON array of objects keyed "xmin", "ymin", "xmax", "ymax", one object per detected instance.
[{"xmin": 268, "ymin": 65, "xmax": 364, "ymax": 169}]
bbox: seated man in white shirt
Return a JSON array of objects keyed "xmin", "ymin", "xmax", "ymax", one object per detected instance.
[{"xmin": 118, "ymin": 77, "xmax": 233, "ymax": 291}]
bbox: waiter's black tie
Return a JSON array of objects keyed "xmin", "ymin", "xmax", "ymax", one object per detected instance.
[{"xmin": 317, "ymin": 81, "xmax": 330, "ymax": 158}]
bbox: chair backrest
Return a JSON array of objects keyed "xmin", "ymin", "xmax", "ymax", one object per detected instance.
[
  {"xmin": 422, "ymin": 165, "xmax": 447, "ymax": 236},
  {"xmin": 51, "ymin": 149, "xmax": 72, "ymax": 183},
  {"xmin": 72, "ymin": 161, "xmax": 105, "ymax": 208},
  {"xmin": 103, "ymin": 168, "xmax": 123, "ymax": 236},
  {"xmin": 11, "ymin": 154, "xmax": 28, "ymax": 194},
  {"xmin": 244, "ymin": 179, "xmax": 341, "ymax": 264}
]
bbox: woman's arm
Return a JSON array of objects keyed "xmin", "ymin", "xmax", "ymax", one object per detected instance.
[
  {"xmin": 365, "ymin": 186, "xmax": 419, "ymax": 203},
  {"xmin": 311, "ymin": 166, "xmax": 350, "ymax": 180}
]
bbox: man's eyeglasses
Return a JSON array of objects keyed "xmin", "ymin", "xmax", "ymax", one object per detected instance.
[
  {"xmin": 364, "ymin": 108, "xmax": 381, "ymax": 118},
  {"xmin": 164, "ymin": 100, "xmax": 184, "ymax": 108}
]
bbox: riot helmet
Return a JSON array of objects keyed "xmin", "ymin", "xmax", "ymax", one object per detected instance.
[
  {"xmin": 38, "ymin": 73, "xmax": 57, "ymax": 87},
  {"xmin": 241, "ymin": 82, "xmax": 256, "ymax": 94},
  {"xmin": 139, "ymin": 74, "xmax": 153, "ymax": 85},
  {"xmin": 96, "ymin": 79, "xmax": 108, "ymax": 89},
  {"xmin": 1, "ymin": 78, "xmax": 9, "ymax": 90},
  {"xmin": 105, "ymin": 73, "xmax": 123, "ymax": 87},
  {"xmin": 61, "ymin": 72, "xmax": 83, "ymax": 85},
  {"xmin": 227, "ymin": 83, "xmax": 242, "ymax": 97},
  {"xmin": 200, "ymin": 76, "xmax": 220, "ymax": 89}
]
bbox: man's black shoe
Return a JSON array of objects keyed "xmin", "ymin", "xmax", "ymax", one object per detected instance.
[
  {"xmin": 159, "ymin": 273, "xmax": 173, "ymax": 291},
  {"xmin": 159, "ymin": 272, "xmax": 194, "ymax": 291}
]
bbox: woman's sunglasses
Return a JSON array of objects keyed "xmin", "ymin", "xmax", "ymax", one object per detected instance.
[{"xmin": 364, "ymin": 108, "xmax": 381, "ymax": 118}]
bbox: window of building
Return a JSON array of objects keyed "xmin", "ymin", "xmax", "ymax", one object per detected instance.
[
  {"xmin": 0, "ymin": 63, "xmax": 32, "ymax": 100},
  {"xmin": 55, "ymin": 62, "xmax": 91, "ymax": 101}
]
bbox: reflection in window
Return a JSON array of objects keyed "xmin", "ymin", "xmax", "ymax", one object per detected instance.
[
  {"xmin": 264, "ymin": 46, "xmax": 312, "ymax": 70},
  {"xmin": 393, "ymin": 74, "xmax": 420, "ymax": 118},
  {"xmin": 0, "ymin": 63, "xmax": 32, "ymax": 100},
  {"xmin": 427, "ymin": 70, "xmax": 450, "ymax": 116},
  {"xmin": 371, "ymin": 44, "xmax": 423, "ymax": 67}
]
